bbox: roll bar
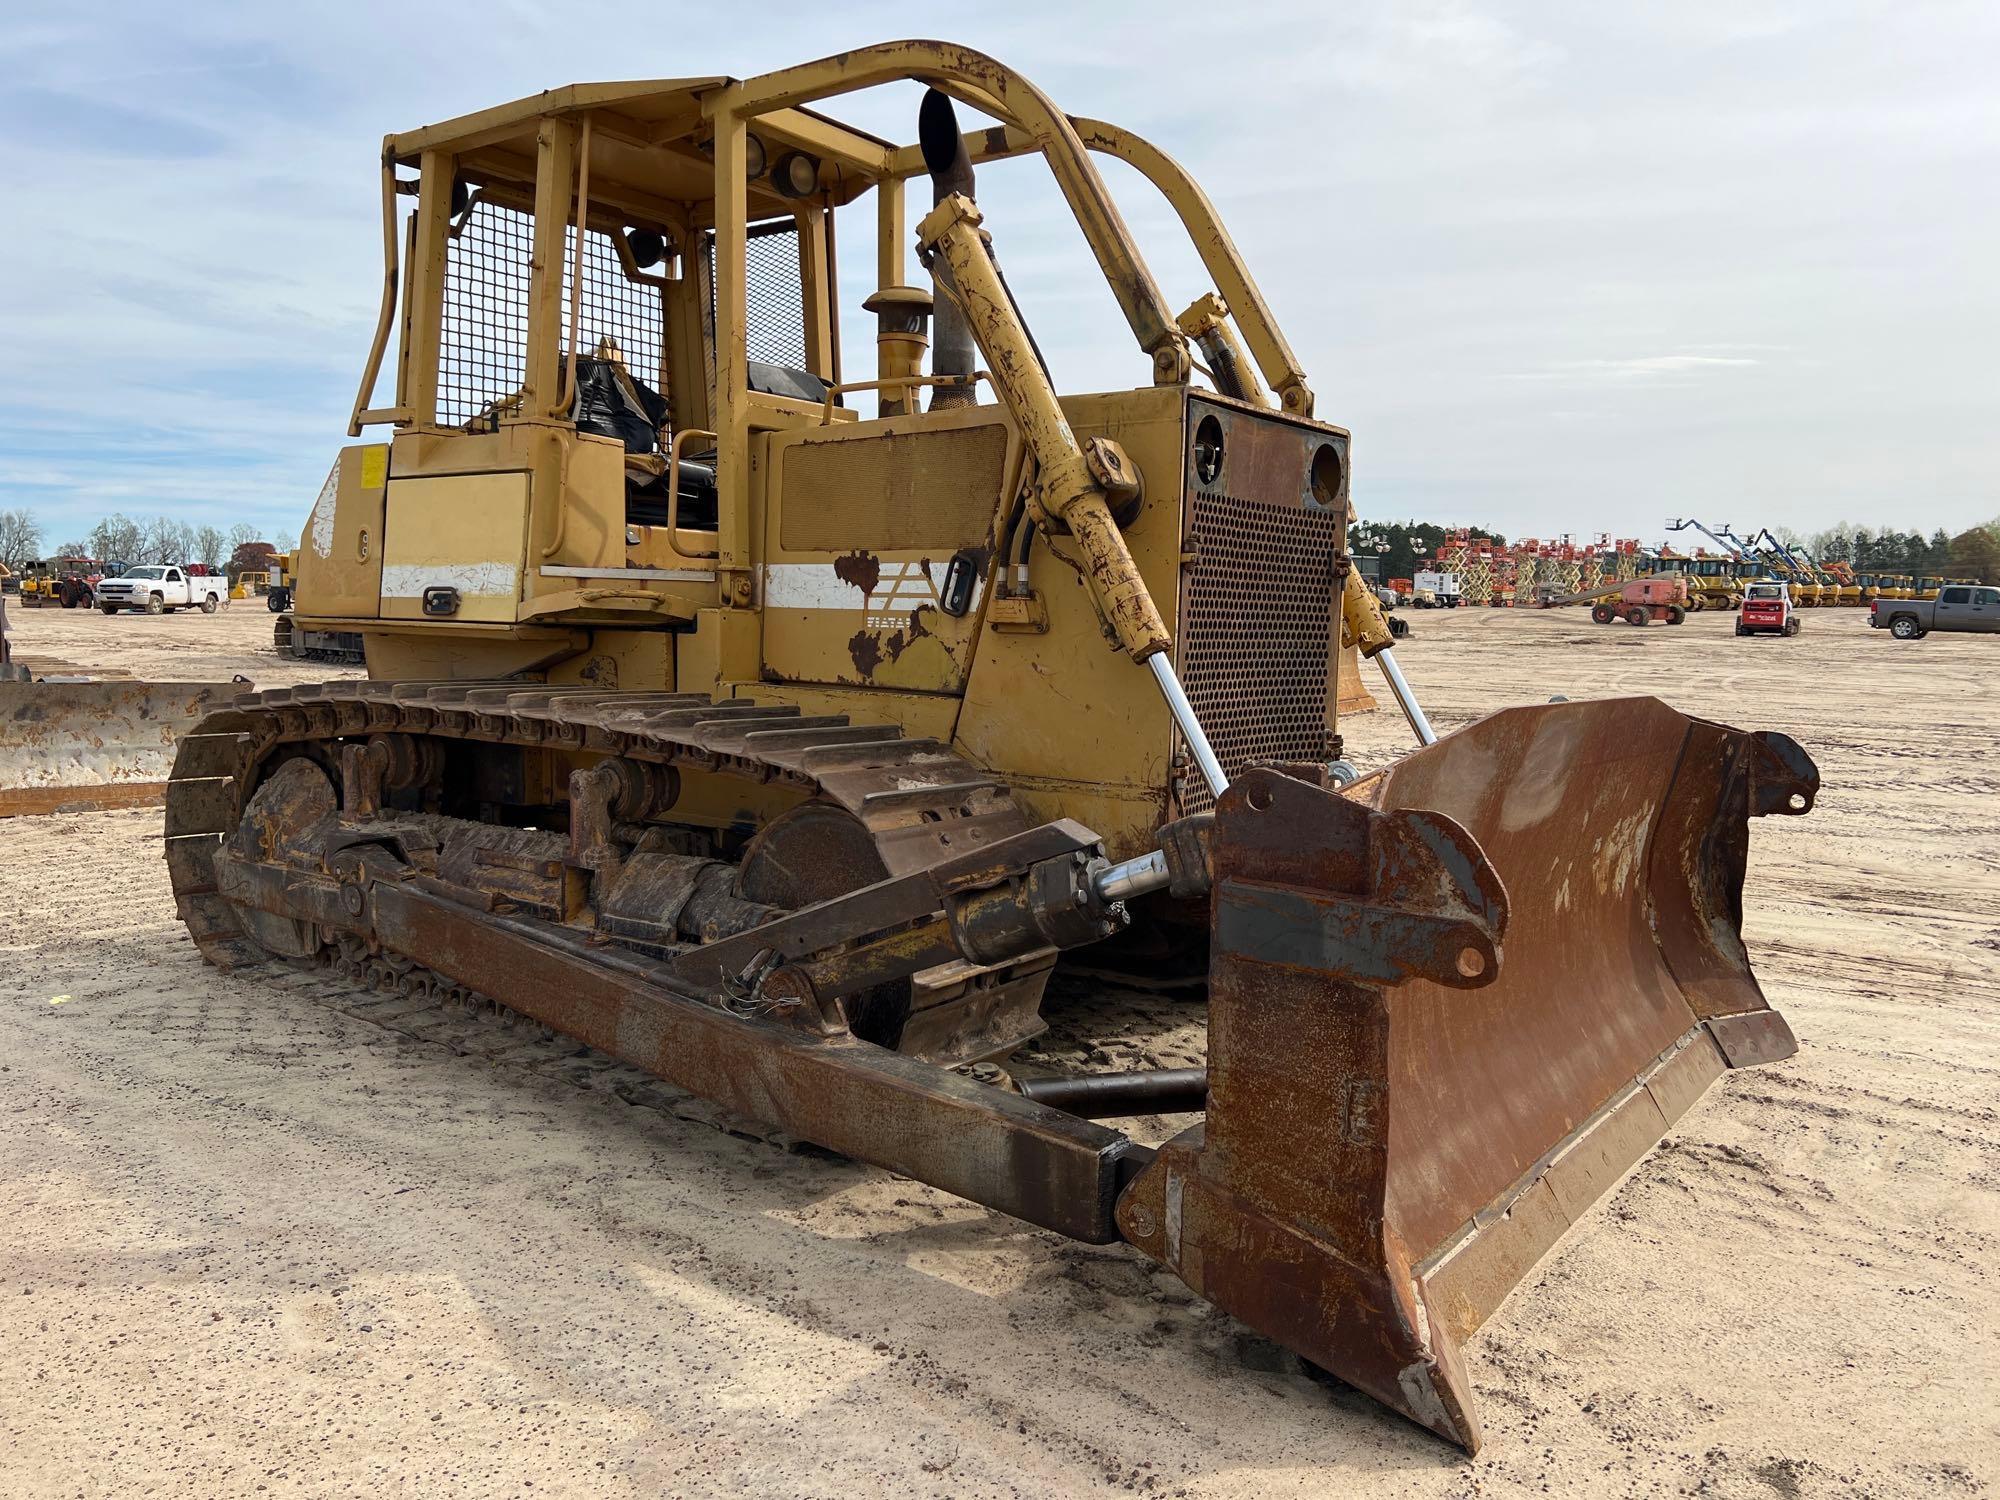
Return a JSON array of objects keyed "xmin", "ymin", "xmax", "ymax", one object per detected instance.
[{"xmin": 713, "ymin": 41, "xmax": 1192, "ymax": 375}]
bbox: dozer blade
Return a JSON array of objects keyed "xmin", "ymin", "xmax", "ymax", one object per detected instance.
[
  {"xmin": 1114, "ymin": 697, "xmax": 1816, "ymax": 1452},
  {"xmin": 0, "ymin": 678, "xmax": 245, "ymax": 816}
]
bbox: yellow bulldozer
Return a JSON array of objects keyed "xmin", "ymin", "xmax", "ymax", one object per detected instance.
[
  {"xmin": 4, "ymin": 43, "xmax": 1820, "ymax": 1452},
  {"xmin": 265, "ymin": 550, "xmax": 368, "ymax": 664}
]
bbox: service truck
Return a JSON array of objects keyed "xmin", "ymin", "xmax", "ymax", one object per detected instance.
[{"xmin": 94, "ymin": 565, "xmax": 226, "ymax": 615}]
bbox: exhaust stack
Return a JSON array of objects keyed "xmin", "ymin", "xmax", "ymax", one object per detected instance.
[{"xmin": 918, "ymin": 89, "xmax": 979, "ymax": 410}]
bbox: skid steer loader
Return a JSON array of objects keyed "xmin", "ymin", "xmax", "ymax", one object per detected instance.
[{"xmin": 137, "ymin": 44, "xmax": 1817, "ymax": 1451}]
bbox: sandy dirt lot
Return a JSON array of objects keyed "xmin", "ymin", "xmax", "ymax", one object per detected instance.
[{"xmin": 1, "ymin": 603, "xmax": 1994, "ymax": 1498}]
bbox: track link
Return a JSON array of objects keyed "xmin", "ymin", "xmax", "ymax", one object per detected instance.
[{"xmin": 163, "ymin": 678, "xmax": 1031, "ymax": 979}]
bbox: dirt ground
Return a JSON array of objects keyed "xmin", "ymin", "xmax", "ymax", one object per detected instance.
[{"xmin": 1, "ymin": 602, "xmax": 1994, "ymax": 1499}]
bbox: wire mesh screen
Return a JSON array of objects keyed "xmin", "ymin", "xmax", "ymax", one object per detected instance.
[
  {"xmin": 573, "ymin": 231, "xmax": 665, "ymax": 401},
  {"xmin": 707, "ymin": 222, "xmax": 808, "ymax": 372},
  {"xmin": 438, "ymin": 202, "xmax": 534, "ymax": 428},
  {"xmin": 437, "ymin": 202, "xmax": 668, "ymax": 427}
]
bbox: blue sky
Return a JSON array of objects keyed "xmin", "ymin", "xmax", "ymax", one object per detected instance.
[{"xmin": 3, "ymin": 1, "xmax": 1995, "ymax": 549}]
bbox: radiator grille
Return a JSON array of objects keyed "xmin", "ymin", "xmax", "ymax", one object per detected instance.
[{"xmin": 1175, "ymin": 487, "xmax": 1339, "ymax": 814}]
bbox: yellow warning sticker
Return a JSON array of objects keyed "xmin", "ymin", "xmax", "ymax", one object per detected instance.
[{"xmin": 359, "ymin": 445, "xmax": 389, "ymax": 490}]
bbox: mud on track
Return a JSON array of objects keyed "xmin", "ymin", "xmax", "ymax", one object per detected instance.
[{"xmin": 1, "ymin": 603, "xmax": 1994, "ymax": 1497}]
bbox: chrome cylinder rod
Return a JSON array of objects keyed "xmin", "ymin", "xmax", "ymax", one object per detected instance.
[
  {"xmin": 1375, "ymin": 647, "xmax": 1437, "ymax": 747},
  {"xmin": 1094, "ymin": 848, "xmax": 1169, "ymax": 902},
  {"xmin": 1148, "ymin": 651, "xmax": 1229, "ymax": 800}
]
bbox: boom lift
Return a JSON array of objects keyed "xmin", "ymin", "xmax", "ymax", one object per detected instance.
[{"xmin": 1664, "ymin": 519, "xmax": 1752, "ymax": 610}]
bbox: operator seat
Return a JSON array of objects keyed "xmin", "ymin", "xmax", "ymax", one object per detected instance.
[{"xmin": 571, "ymin": 341, "xmax": 826, "ymax": 532}]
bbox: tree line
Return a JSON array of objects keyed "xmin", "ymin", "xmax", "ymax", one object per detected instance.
[
  {"xmin": 0, "ymin": 509, "xmax": 276, "ymax": 575},
  {"xmin": 5, "ymin": 502, "xmax": 1992, "ymax": 587},
  {"xmin": 1802, "ymin": 522, "xmax": 2000, "ymax": 578},
  {"xmin": 1343, "ymin": 516, "xmax": 2000, "ymax": 583}
]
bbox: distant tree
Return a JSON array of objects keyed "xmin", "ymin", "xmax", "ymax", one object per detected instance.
[
  {"xmin": 142, "ymin": 516, "xmax": 199, "ymax": 565},
  {"xmin": 1346, "ymin": 520, "xmax": 1510, "ymax": 583},
  {"xmin": 229, "ymin": 540, "xmax": 279, "ymax": 579},
  {"xmin": 87, "ymin": 513, "xmax": 146, "ymax": 565},
  {"xmin": 227, "ymin": 522, "xmax": 260, "ymax": 551},
  {"xmin": 1948, "ymin": 524, "xmax": 2000, "ymax": 580},
  {"xmin": 193, "ymin": 525, "xmax": 226, "ymax": 571},
  {"xmin": 1926, "ymin": 528, "xmax": 1953, "ymax": 574},
  {"xmin": 0, "ymin": 509, "xmax": 41, "ymax": 568},
  {"xmin": 53, "ymin": 539, "xmax": 89, "ymax": 560}
]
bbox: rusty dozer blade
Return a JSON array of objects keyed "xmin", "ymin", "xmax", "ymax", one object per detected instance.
[
  {"xmin": 0, "ymin": 677, "xmax": 245, "ymax": 816},
  {"xmin": 1115, "ymin": 697, "xmax": 1816, "ymax": 1452}
]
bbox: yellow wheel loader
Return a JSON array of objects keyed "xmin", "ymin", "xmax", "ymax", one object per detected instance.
[{"xmin": 12, "ymin": 43, "xmax": 1821, "ymax": 1452}]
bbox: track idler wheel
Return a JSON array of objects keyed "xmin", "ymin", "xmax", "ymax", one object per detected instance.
[{"xmin": 221, "ymin": 757, "xmax": 339, "ymax": 958}]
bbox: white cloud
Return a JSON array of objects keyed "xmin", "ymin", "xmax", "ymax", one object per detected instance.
[
  {"xmin": 1, "ymin": 1, "xmax": 1995, "ymax": 545},
  {"xmin": 1509, "ymin": 353, "xmax": 1763, "ymax": 382}
]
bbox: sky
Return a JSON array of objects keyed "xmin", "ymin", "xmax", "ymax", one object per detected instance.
[{"xmin": 2, "ymin": 1, "xmax": 1995, "ymax": 551}]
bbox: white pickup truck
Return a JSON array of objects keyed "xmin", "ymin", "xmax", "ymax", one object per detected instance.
[{"xmin": 95, "ymin": 565, "xmax": 226, "ymax": 615}]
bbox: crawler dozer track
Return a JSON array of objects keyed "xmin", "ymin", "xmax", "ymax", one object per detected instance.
[{"xmin": 165, "ymin": 680, "xmax": 1054, "ymax": 1063}]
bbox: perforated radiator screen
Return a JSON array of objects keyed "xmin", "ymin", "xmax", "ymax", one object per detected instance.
[{"xmin": 1175, "ymin": 407, "xmax": 1344, "ymax": 814}]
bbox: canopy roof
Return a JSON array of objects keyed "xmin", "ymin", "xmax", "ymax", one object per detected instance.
[{"xmin": 389, "ymin": 79, "xmax": 903, "ymax": 225}]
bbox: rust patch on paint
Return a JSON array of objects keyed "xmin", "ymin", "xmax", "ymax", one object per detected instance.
[
  {"xmin": 834, "ymin": 551, "xmax": 881, "ymax": 597},
  {"xmin": 847, "ymin": 630, "xmax": 884, "ymax": 678}
]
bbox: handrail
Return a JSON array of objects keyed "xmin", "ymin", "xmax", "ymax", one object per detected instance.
[
  {"xmin": 815, "ymin": 372, "xmax": 984, "ymax": 424},
  {"xmin": 883, "ymin": 114, "xmax": 1315, "ymax": 416},
  {"xmin": 1068, "ymin": 119, "xmax": 1313, "ymax": 416},
  {"xmin": 665, "ymin": 428, "xmax": 721, "ymax": 559},
  {"xmin": 348, "ymin": 142, "xmax": 412, "ymax": 434}
]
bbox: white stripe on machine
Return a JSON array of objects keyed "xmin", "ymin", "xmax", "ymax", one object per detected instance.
[
  {"xmin": 764, "ymin": 563, "xmax": 873, "ymax": 610},
  {"xmin": 380, "ymin": 562, "xmax": 520, "ymax": 599},
  {"xmin": 761, "ymin": 561, "xmax": 983, "ymax": 614}
]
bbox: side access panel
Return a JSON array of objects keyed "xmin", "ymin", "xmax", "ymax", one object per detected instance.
[
  {"xmin": 759, "ymin": 408, "xmax": 1022, "ymax": 694},
  {"xmin": 380, "ymin": 472, "xmax": 530, "ymax": 622}
]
